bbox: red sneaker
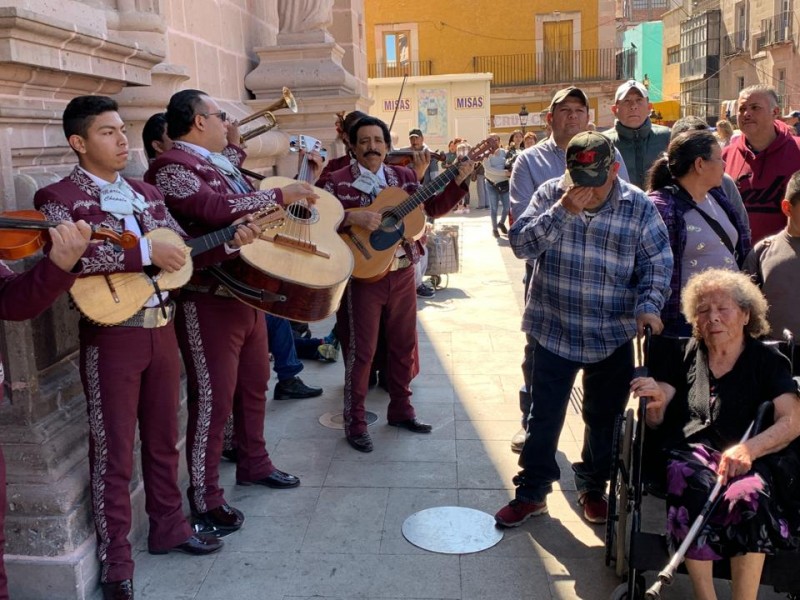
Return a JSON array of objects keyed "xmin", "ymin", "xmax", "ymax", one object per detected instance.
[
  {"xmin": 579, "ymin": 491, "xmax": 608, "ymax": 524},
  {"xmin": 494, "ymin": 499, "xmax": 548, "ymax": 527}
]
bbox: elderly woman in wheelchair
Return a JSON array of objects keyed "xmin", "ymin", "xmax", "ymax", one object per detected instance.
[{"xmin": 630, "ymin": 269, "xmax": 800, "ymax": 600}]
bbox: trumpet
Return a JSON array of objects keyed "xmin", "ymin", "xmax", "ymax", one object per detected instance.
[{"xmin": 239, "ymin": 87, "xmax": 298, "ymax": 143}]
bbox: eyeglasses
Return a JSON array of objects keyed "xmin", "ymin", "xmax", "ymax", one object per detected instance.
[{"xmin": 199, "ymin": 111, "xmax": 227, "ymax": 122}]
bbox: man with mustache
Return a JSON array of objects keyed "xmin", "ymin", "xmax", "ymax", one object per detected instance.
[
  {"xmin": 723, "ymin": 84, "xmax": 800, "ymax": 242},
  {"xmin": 145, "ymin": 89, "xmax": 315, "ymax": 538},
  {"xmin": 322, "ymin": 116, "xmax": 474, "ymax": 452}
]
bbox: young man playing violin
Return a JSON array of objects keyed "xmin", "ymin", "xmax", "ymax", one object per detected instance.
[
  {"xmin": 322, "ymin": 116, "xmax": 474, "ymax": 452},
  {"xmin": 0, "ymin": 220, "xmax": 91, "ymax": 600},
  {"xmin": 34, "ymin": 95, "xmax": 261, "ymax": 600},
  {"xmin": 144, "ymin": 90, "xmax": 321, "ymax": 535}
]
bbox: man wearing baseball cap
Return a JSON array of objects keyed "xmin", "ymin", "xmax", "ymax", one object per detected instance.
[
  {"xmin": 506, "ymin": 86, "xmax": 629, "ymax": 454},
  {"xmin": 496, "ymin": 131, "xmax": 672, "ymax": 527},
  {"xmin": 400, "ymin": 127, "xmax": 440, "ymax": 186},
  {"xmin": 605, "ymin": 79, "xmax": 670, "ymax": 189}
]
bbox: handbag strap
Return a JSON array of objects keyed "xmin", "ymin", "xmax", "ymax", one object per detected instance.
[{"xmin": 669, "ymin": 185, "xmax": 737, "ymax": 258}]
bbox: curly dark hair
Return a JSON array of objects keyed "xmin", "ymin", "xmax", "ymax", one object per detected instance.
[
  {"xmin": 166, "ymin": 89, "xmax": 208, "ymax": 140},
  {"xmin": 62, "ymin": 95, "xmax": 119, "ymax": 139}
]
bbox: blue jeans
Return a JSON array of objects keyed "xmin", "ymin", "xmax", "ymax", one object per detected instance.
[
  {"xmin": 485, "ymin": 182, "xmax": 509, "ymax": 230},
  {"xmin": 515, "ymin": 341, "xmax": 633, "ymax": 503},
  {"xmin": 266, "ymin": 314, "xmax": 303, "ymax": 381}
]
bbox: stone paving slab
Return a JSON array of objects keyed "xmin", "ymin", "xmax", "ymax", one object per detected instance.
[{"xmin": 131, "ymin": 214, "xmax": 795, "ymax": 600}]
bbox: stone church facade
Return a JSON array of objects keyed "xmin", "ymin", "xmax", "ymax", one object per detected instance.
[{"xmin": 0, "ymin": 1, "xmax": 367, "ymax": 597}]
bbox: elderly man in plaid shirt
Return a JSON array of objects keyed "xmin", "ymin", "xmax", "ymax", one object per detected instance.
[{"xmin": 495, "ymin": 132, "xmax": 672, "ymax": 527}]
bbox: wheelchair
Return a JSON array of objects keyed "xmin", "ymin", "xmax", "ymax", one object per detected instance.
[{"xmin": 604, "ymin": 329, "xmax": 800, "ymax": 600}]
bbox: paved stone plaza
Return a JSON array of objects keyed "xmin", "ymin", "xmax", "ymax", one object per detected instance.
[{"xmin": 130, "ymin": 213, "xmax": 784, "ymax": 600}]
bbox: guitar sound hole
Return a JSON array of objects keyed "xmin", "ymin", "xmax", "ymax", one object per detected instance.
[{"xmin": 287, "ymin": 203, "xmax": 313, "ymax": 221}]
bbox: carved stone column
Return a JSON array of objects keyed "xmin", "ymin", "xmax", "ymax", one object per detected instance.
[{"xmin": 243, "ymin": 0, "xmax": 369, "ymax": 177}]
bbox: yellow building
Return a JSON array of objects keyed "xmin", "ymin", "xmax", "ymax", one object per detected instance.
[{"xmin": 364, "ymin": 0, "xmax": 627, "ymax": 141}]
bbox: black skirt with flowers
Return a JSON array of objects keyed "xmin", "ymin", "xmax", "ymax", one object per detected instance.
[{"xmin": 666, "ymin": 441, "xmax": 800, "ymax": 560}]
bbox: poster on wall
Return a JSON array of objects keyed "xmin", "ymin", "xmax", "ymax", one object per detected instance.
[{"xmin": 418, "ymin": 88, "xmax": 447, "ymax": 142}]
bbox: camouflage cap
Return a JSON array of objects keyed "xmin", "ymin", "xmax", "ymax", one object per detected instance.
[{"xmin": 563, "ymin": 131, "xmax": 615, "ymax": 188}]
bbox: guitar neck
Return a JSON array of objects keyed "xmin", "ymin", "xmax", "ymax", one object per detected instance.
[
  {"xmin": 185, "ymin": 225, "xmax": 237, "ymax": 257},
  {"xmin": 297, "ymin": 156, "xmax": 314, "ymax": 184},
  {"xmin": 393, "ymin": 163, "xmax": 460, "ymax": 219}
]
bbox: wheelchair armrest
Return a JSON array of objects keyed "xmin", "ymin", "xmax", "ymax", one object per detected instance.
[{"xmin": 753, "ymin": 400, "xmax": 775, "ymax": 437}]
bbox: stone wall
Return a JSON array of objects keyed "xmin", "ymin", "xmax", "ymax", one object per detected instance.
[{"xmin": 0, "ymin": 1, "xmax": 366, "ymax": 598}]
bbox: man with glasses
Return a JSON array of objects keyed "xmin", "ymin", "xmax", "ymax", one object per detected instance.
[{"xmin": 145, "ymin": 89, "xmax": 317, "ymax": 536}]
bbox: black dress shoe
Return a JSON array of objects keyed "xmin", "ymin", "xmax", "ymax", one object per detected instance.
[
  {"xmin": 498, "ymin": 222, "xmax": 508, "ymax": 234},
  {"xmin": 274, "ymin": 376, "xmax": 323, "ymax": 400},
  {"xmin": 192, "ymin": 503, "xmax": 245, "ymax": 533},
  {"xmin": 237, "ymin": 469, "xmax": 300, "ymax": 488},
  {"xmin": 149, "ymin": 533, "xmax": 223, "ymax": 555},
  {"xmin": 221, "ymin": 447, "xmax": 239, "ymax": 463},
  {"xmin": 346, "ymin": 432, "xmax": 374, "ymax": 453},
  {"xmin": 102, "ymin": 579, "xmax": 134, "ymax": 600},
  {"xmin": 388, "ymin": 418, "xmax": 433, "ymax": 433}
]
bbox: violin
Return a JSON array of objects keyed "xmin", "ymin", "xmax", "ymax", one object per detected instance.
[
  {"xmin": 384, "ymin": 149, "xmax": 447, "ymax": 167},
  {"xmin": 0, "ymin": 210, "xmax": 138, "ymax": 261}
]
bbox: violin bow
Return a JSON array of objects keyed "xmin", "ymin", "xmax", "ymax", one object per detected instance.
[{"xmin": 388, "ymin": 73, "xmax": 408, "ymax": 134}]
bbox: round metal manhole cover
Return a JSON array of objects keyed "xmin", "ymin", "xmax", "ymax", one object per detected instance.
[
  {"xmin": 319, "ymin": 411, "xmax": 378, "ymax": 429},
  {"xmin": 401, "ymin": 506, "xmax": 503, "ymax": 554}
]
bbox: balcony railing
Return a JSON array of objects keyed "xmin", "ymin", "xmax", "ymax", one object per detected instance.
[
  {"xmin": 755, "ymin": 11, "xmax": 794, "ymax": 51},
  {"xmin": 472, "ymin": 48, "xmax": 636, "ymax": 87},
  {"xmin": 722, "ymin": 31, "xmax": 747, "ymax": 55},
  {"xmin": 368, "ymin": 61, "xmax": 432, "ymax": 78}
]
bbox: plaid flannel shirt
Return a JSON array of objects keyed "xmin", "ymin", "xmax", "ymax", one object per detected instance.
[{"xmin": 509, "ymin": 177, "xmax": 673, "ymax": 363}]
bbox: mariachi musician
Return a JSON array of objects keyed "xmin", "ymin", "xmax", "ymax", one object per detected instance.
[
  {"xmin": 316, "ymin": 110, "xmax": 367, "ymax": 189},
  {"xmin": 145, "ymin": 89, "xmax": 320, "ymax": 534},
  {"xmin": 321, "ymin": 115, "xmax": 474, "ymax": 453},
  {"xmin": 0, "ymin": 220, "xmax": 91, "ymax": 600},
  {"xmin": 34, "ymin": 95, "xmax": 257, "ymax": 600}
]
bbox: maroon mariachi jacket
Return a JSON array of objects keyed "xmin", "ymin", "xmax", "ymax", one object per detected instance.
[
  {"xmin": 144, "ymin": 142, "xmax": 282, "ymax": 235},
  {"xmin": 34, "ymin": 167, "xmax": 229, "ymax": 277},
  {"xmin": 315, "ymin": 154, "xmax": 352, "ymax": 189},
  {"xmin": 0, "ymin": 259, "xmax": 77, "ymax": 400},
  {"xmin": 320, "ymin": 161, "xmax": 467, "ymax": 262}
]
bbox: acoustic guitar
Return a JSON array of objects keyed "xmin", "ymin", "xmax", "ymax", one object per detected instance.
[
  {"xmin": 341, "ymin": 137, "xmax": 497, "ymax": 281},
  {"xmin": 214, "ymin": 134, "xmax": 354, "ymax": 322},
  {"xmin": 70, "ymin": 206, "xmax": 285, "ymax": 325}
]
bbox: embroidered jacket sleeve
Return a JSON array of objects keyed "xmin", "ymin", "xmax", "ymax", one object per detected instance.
[
  {"xmin": 0, "ymin": 259, "xmax": 76, "ymax": 321},
  {"xmin": 386, "ymin": 164, "xmax": 467, "ymax": 219},
  {"xmin": 146, "ymin": 152, "xmax": 283, "ymax": 229},
  {"xmin": 34, "ymin": 184, "xmax": 145, "ymax": 275},
  {"xmin": 222, "ymin": 144, "xmax": 246, "ymax": 168}
]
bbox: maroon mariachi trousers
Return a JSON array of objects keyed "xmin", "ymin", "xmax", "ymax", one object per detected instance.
[
  {"xmin": 336, "ymin": 264, "xmax": 418, "ymax": 437},
  {"xmin": 175, "ymin": 292, "xmax": 274, "ymax": 514},
  {"xmin": 0, "ymin": 448, "xmax": 7, "ymax": 600},
  {"xmin": 79, "ymin": 321, "xmax": 192, "ymax": 583}
]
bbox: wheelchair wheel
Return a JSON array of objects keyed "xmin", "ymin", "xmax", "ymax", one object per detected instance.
[
  {"xmin": 606, "ymin": 412, "xmax": 625, "ymax": 566},
  {"xmin": 609, "ymin": 574, "xmax": 644, "ymax": 600},
  {"xmin": 605, "ymin": 409, "xmax": 634, "ymax": 576}
]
